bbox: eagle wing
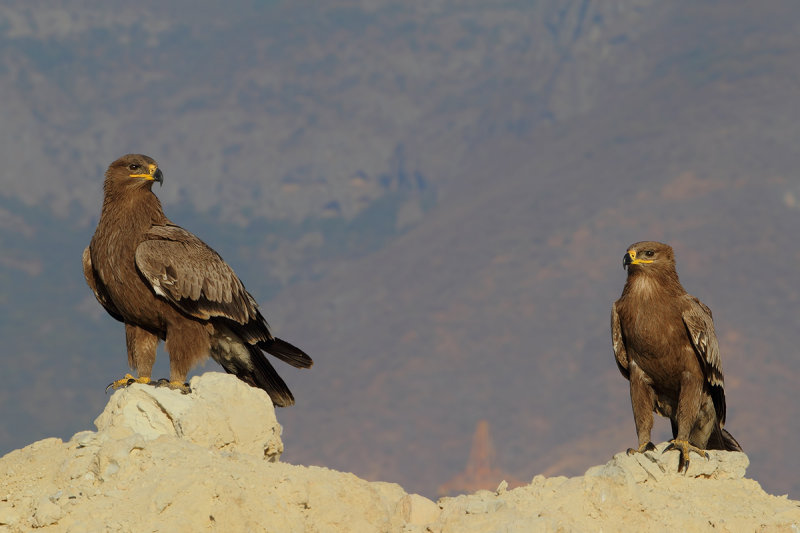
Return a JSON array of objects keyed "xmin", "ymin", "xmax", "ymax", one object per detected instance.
[
  {"xmin": 134, "ymin": 224, "xmax": 260, "ymax": 326},
  {"xmin": 611, "ymin": 301, "xmax": 630, "ymax": 380},
  {"xmin": 682, "ymin": 295, "xmax": 726, "ymax": 424},
  {"xmin": 82, "ymin": 246, "xmax": 124, "ymax": 322},
  {"xmin": 136, "ymin": 224, "xmax": 312, "ymax": 372}
]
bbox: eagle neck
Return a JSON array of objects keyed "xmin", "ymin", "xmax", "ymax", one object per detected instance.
[
  {"xmin": 100, "ymin": 185, "xmax": 168, "ymax": 230},
  {"xmin": 621, "ymin": 268, "xmax": 685, "ymax": 303}
]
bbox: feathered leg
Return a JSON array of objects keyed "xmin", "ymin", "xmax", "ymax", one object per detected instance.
[
  {"xmin": 664, "ymin": 370, "xmax": 709, "ymax": 472},
  {"xmin": 106, "ymin": 324, "xmax": 158, "ymax": 391},
  {"xmin": 162, "ymin": 319, "xmax": 210, "ymax": 393},
  {"xmin": 626, "ymin": 363, "xmax": 657, "ymax": 455},
  {"xmin": 126, "ymin": 324, "xmax": 158, "ymax": 379}
]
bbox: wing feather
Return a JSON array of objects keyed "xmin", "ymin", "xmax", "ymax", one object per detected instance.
[
  {"xmin": 135, "ymin": 224, "xmax": 312, "ymax": 371},
  {"xmin": 82, "ymin": 246, "xmax": 124, "ymax": 322},
  {"xmin": 682, "ymin": 295, "xmax": 726, "ymax": 424},
  {"xmin": 611, "ymin": 302, "xmax": 630, "ymax": 379},
  {"xmin": 134, "ymin": 225, "xmax": 257, "ymax": 324}
]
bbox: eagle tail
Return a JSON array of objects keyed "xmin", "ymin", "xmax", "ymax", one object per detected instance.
[
  {"xmin": 250, "ymin": 348, "xmax": 296, "ymax": 407},
  {"xmin": 719, "ymin": 428, "xmax": 743, "ymax": 452},
  {"xmin": 258, "ymin": 337, "xmax": 313, "ymax": 369},
  {"xmin": 217, "ymin": 344, "xmax": 296, "ymax": 407},
  {"xmin": 707, "ymin": 426, "xmax": 743, "ymax": 452}
]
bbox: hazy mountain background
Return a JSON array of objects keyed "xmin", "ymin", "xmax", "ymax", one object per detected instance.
[{"xmin": 1, "ymin": 0, "xmax": 799, "ymax": 498}]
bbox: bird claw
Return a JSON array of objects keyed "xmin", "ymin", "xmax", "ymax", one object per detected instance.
[
  {"xmin": 105, "ymin": 375, "xmax": 189, "ymax": 394},
  {"xmin": 626, "ymin": 441, "xmax": 657, "ymax": 455},
  {"xmin": 663, "ymin": 439, "xmax": 709, "ymax": 473},
  {"xmin": 105, "ymin": 374, "xmax": 150, "ymax": 393},
  {"xmin": 152, "ymin": 379, "xmax": 192, "ymax": 394}
]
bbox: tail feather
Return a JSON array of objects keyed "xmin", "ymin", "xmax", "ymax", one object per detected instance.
[
  {"xmin": 216, "ymin": 344, "xmax": 296, "ymax": 407},
  {"xmin": 707, "ymin": 426, "xmax": 743, "ymax": 452},
  {"xmin": 258, "ymin": 337, "xmax": 313, "ymax": 369},
  {"xmin": 719, "ymin": 428, "xmax": 743, "ymax": 452},
  {"xmin": 248, "ymin": 346, "xmax": 295, "ymax": 407}
]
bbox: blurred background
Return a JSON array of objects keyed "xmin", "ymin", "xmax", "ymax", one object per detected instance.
[{"xmin": 1, "ymin": 0, "xmax": 798, "ymax": 498}]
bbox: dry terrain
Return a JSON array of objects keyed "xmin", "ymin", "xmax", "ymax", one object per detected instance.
[{"xmin": 0, "ymin": 374, "xmax": 797, "ymax": 532}]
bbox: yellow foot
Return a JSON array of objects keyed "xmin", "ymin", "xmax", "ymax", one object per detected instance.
[
  {"xmin": 105, "ymin": 374, "xmax": 150, "ymax": 392},
  {"xmin": 663, "ymin": 439, "xmax": 709, "ymax": 473},
  {"xmin": 626, "ymin": 441, "xmax": 656, "ymax": 455},
  {"xmin": 151, "ymin": 378, "xmax": 192, "ymax": 394}
]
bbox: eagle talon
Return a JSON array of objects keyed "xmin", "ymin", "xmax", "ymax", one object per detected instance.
[
  {"xmin": 626, "ymin": 441, "xmax": 657, "ymax": 455},
  {"xmin": 105, "ymin": 373, "xmax": 150, "ymax": 393},
  {"xmin": 152, "ymin": 380, "xmax": 191, "ymax": 394},
  {"xmin": 664, "ymin": 439, "xmax": 709, "ymax": 473}
]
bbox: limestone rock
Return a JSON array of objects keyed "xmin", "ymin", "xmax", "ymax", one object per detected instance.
[
  {"xmin": 93, "ymin": 372, "xmax": 284, "ymax": 461},
  {"xmin": 0, "ymin": 372, "xmax": 798, "ymax": 532},
  {"xmin": 31, "ymin": 497, "xmax": 62, "ymax": 528},
  {"xmin": 0, "ymin": 502, "xmax": 19, "ymax": 526},
  {"xmin": 585, "ymin": 441, "xmax": 750, "ymax": 484},
  {"xmin": 430, "ymin": 444, "xmax": 798, "ymax": 533},
  {"xmin": 398, "ymin": 493, "xmax": 441, "ymax": 525},
  {"xmin": 0, "ymin": 373, "xmax": 407, "ymax": 532}
]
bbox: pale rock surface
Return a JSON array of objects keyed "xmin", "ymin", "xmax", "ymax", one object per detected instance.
[
  {"xmin": 93, "ymin": 371, "xmax": 284, "ymax": 461},
  {"xmin": 0, "ymin": 372, "xmax": 798, "ymax": 532},
  {"xmin": 432, "ymin": 443, "xmax": 800, "ymax": 533}
]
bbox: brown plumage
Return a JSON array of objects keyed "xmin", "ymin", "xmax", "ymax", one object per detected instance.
[
  {"xmin": 611, "ymin": 241, "xmax": 741, "ymax": 471},
  {"xmin": 83, "ymin": 154, "xmax": 312, "ymax": 406}
]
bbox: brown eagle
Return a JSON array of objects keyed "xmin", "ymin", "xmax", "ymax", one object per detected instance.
[
  {"xmin": 611, "ymin": 241, "xmax": 741, "ymax": 471},
  {"xmin": 83, "ymin": 154, "xmax": 312, "ymax": 406}
]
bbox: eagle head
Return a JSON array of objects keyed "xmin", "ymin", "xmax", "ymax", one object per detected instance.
[
  {"xmin": 623, "ymin": 241, "xmax": 675, "ymax": 271},
  {"xmin": 105, "ymin": 154, "xmax": 163, "ymax": 188}
]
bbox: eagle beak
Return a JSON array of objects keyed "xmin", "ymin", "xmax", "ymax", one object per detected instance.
[
  {"xmin": 624, "ymin": 249, "xmax": 654, "ymax": 269},
  {"xmin": 130, "ymin": 164, "xmax": 164, "ymax": 186}
]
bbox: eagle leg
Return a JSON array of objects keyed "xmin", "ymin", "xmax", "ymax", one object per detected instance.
[
  {"xmin": 664, "ymin": 438, "xmax": 709, "ymax": 473},
  {"xmin": 628, "ymin": 364, "xmax": 656, "ymax": 454},
  {"xmin": 626, "ymin": 441, "xmax": 657, "ymax": 455},
  {"xmin": 105, "ymin": 373, "xmax": 150, "ymax": 392},
  {"xmin": 152, "ymin": 378, "xmax": 192, "ymax": 394}
]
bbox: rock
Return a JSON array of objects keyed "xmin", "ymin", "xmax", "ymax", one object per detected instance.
[
  {"xmin": 0, "ymin": 371, "xmax": 798, "ymax": 533},
  {"xmin": 31, "ymin": 497, "xmax": 62, "ymax": 528},
  {"xmin": 495, "ymin": 480, "xmax": 508, "ymax": 495},
  {"xmin": 428, "ymin": 443, "xmax": 796, "ymax": 533},
  {"xmin": 0, "ymin": 502, "xmax": 19, "ymax": 526},
  {"xmin": 398, "ymin": 493, "xmax": 441, "ymax": 525},
  {"xmin": 93, "ymin": 372, "xmax": 284, "ymax": 461}
]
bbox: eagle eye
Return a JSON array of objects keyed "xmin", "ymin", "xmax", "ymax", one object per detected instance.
[
  {"xmin": 128, "ymin": 163, "xmax": 140, "ymax": 171},
  {"xmin": 644, "ymin": 250, "xmax": 655, "ymax": 257}
]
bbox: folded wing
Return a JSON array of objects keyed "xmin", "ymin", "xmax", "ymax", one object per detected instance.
[
  {"xmin": 682, "ymin": 295, "xmax": 726, "ymax": 425},
  {"xmin": 135, "ymin": 224, "xmax": 257, "ymax": 324},
  {"xmin": 135, "ymin": 224, "xmax": 312, "ymax": 370}
]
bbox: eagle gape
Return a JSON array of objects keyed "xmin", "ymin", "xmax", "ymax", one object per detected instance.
[
  {"xmin": 611, "ymin": 241, "xmax": 741, "ymax": 472},
  {"xmin": 83, "ymin": 154, "xmax": 312, "ymax": 406}
]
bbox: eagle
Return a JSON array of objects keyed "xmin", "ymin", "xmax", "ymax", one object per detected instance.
[
  {"xmin": 611, "ymin": 241, "xmax": 741, "ymax": 472},
  {"xmin": 83, "ymin": 154, "xmax": 312, "ymax": 406}
]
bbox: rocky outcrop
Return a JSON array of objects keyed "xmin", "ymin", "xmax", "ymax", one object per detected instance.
[
  {"xmin": 434, "ymin": 443, "xmax": 798, "ymax": 532},
  {"xmin": 0, "ymin": 372, "xmax": 797, "ymax": 532}
]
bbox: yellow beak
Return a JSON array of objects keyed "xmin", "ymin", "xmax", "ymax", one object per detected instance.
[
  {"xmin": 129, "ymin": 164, "xmax": 163, "ymax": 184},
  {"xmin": 624, "ymin": 249, "xmax": 653, "ymax": 268}
]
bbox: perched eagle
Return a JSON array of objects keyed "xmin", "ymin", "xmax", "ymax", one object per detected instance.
[
  {"xmin": 611, "ymin": 241, "xmax": 741, "ymax": 471},
  {"xmin": 83, "ymin": 154, "xmax": 312, "ymax": 406}
]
